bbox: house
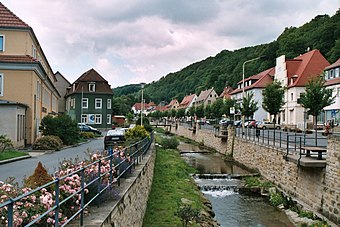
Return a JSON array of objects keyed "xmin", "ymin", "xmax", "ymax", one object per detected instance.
[
  {"xmin": 54, "ymin": 71, "xmax": 71, "ymax": 114},
  {"xmin": 0, "ymin": 3, "xmax": 60, "ymax": 147},
  {"xmin": 219, "ymin": 86, "xmax": 234, "ymax": 100},
  {"xmin": 195, "ymin": 88, "xmax": 218, "ymax": 106},
  {"xmin": 179, "ymin": 94, "xmax": 197, "ymax": 113},
  {"xmin": 132, "ymin": 102, "xmax": 146, "ymax": 115},
  {"xmin": 230, "ymin": 67, "xmax": 275, "ymax": 121},
  {"xmin": 324, "ymin": 58, "xmax": 340, "ymax": 125},
  {"xmin": 112, "ymin": 115, "xmax": 126, "ymax": 126},
  {"xmin": 274, "ymin": 49, "xmax": 330, "ymax": 129},
  {"xmin": 65, "ymin": 68, "xmax": 113, "ymax": 128},
  {"xmin": 167, "ymin": 99, "xmax": 179, "ymax": 110}
]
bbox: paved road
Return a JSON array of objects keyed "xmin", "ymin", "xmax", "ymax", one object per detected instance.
[{"xmin": 0, "ymin": 137, "xmax": 105, "ymax": 186}]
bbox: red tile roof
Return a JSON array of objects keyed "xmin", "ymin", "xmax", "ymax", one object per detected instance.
[
  {"xmin": 179, "ymin": 94, "xmax": 196, "ymax": 108},
  {"xmin": 287, "ymin": 49, "xmax": 330, "ymax": 87},
  {"xmin": 0, "ymin": 2, "xmax": 30, "ymax": 28},
  {"xmin": 196, "ymin": 88, "xmax": 215, "ymax": 103},
  {"xmin": 219, "ymin": 86, "xmax": 234, "ymax": 99},
  {"xmin": 325, "ymin": 58, "xmax": 340, "ymax": 70},
  {"xmin": 325, "ymin": 77, "xmax": 340, "ymax": 86},
  {"xmin": 133, "ymin": 102, "xmax": 149, "ymax": 111},
  {"xmin": 0, "ymin": 54, "xmax": 37, "ymax": 63},
  {"xmin": 230, "ymin": 67, "xmax": 275, "ymax": 94}
]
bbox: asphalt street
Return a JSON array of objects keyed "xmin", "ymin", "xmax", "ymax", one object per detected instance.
[{"xmin": 0, "ymin": 136, "xmax": 105, "ymax": 186}]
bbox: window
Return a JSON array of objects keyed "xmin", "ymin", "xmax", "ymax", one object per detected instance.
[
  {"xmin": 0, "ymin": 73, "xmax": 3, "ymax": 96},
  {"xmin": 335, "ymin": 68, "xmax": 339, "ymax": 78},
  {"xmin": 291, "ymin": 93, "xmax": 293, "ymax": 101},
  {"xmin": 107, "ymin": 99, "xmax": 112, "ymax": 109},
  {"xmin": 107, "ymin": 114, "xmax": 111, "ymax": 124},
  {"xmin": 81, "ymin": 114, "xmax": 87, "ymax": 123},
  {"xmin": 0, "ymin": 35, "xmax": 5, "ymax": 52},
  {"xmin": 89, "ymin": 83, "xmax": 95, "ymax": 92},
  {"xmin": 325, "ymin": 71, "xmax": 328, "ymax": 80},
  {"xmin": 82, "ymin": 98, "xmax": 88, "ymax": 109},
  {"xmin": 95, "ymin": 114, "xmax": 102, "ymax": 124},
  {"xmin": 36, "ymin": 81, "xmax": 41, "ymax": 100},
  {"xmin": 95, "ymin": 98, "xmax": 102, "ymax": 109},
  {"xmin": 32, "ymin": 45, "xmax": 37, "ymax": 59}
]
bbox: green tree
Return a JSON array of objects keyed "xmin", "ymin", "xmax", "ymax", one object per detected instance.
[
  {"xmin": 195, "ymin": 105, "xmax": 205, "ymax": 119},
  {"xmin": 240, "ymin": 92, "xmax": 258, "ymax": 119},
  {"xmin": 188, "ymin": 106, "xmax": 196, "ymax": 117},
  {"xmin": 204, "ymin": 104, "xmax": 212, "ymax": 119},
  {"xmin": 40, "ymin": 115, "xmax": 79, "ymax": 145},
  {"xmin": 262, "ymin": 81, "xmax": 285, "ymax": 123},
  {"xmin": 176, "ymin": 108, "xmax": 186, "ymax": 119},
  {"xmin": 299, "ymin": 76, "xmax": 334, "ymax": 144}
]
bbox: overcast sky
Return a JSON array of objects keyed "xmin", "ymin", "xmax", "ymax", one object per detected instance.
[{"xmin": 2, "ymin": 1, "xmax": 338, "ymax": 88}]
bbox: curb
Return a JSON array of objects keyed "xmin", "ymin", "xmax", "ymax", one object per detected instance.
[{"xmin": 0, "ymin": 155, "xmax": 31, "ymax": 165}]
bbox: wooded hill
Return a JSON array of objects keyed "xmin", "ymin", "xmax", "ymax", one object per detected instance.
[{"xmin": 113, "ymin": 10, "xmax": 340, "ymax": 105}]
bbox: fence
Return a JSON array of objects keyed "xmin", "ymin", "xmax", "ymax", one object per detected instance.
[
  {"xmin": 0, "ymin": 134, "xmax": 153, "ymax": 227},
  {"xmin": 234, "ymin": 127, "xmax": 328, "ymax": 157}
]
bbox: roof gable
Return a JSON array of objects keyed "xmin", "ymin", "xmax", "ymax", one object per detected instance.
[
  {"xmin": 0, "ymin": 2, "xmax": 29, "ymax": 28},
  {"xmin": 196, "ymin": 88, "xmax": 214, "ymax": 102},
  {"xmin": 325, "ymin": 58, "xmax": 340, "ymax": 70}
]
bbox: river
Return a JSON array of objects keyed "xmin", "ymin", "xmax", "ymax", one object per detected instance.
[{"xmin": 179, "ymin": 143, "xmax": 294, "ymax": 227}]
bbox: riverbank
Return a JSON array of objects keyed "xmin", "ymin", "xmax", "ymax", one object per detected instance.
[{"xmin": 143, "ymin": 133, "xmax": 218, "ymax": 226}]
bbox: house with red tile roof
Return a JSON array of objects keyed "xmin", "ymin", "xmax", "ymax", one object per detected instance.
[
  {"xmin": 219, "ymin": 86, "xmax": 234, "ymax": 100},
  {"xmin": 324, "ymin": 58, "xmax": 340, "ymax": 125},
  {"xmin": 195, "ymin": 88, "xmax": 218, "ymax": 107},
  {"xmin": 274, "ymin": 49, "xmax": 330, "ymax": 129},
  {"xmin": 0, "ymin": 2, "xmax": 60, "ymax": 147},
  {"xmin": 167, "ymin": 99, "xmax": 179, "ymax": 110},
  {"xmin": 230, "ymin": 67, "xmax": 275, "ymax": 121},
  {"xmin": 179, "ymin": 94, "xmax": 197, "ymax": 113}
]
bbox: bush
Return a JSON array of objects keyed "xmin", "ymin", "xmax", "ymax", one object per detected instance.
[
  {"xmin": 269, "ymin": 191, "xmax": 285, "ymax": 207},
  {"xmin": 0, "ymin": 134, "xmax": 13, "ymax": 152},
  {"xmin": 33, "ymin": 135, "xmax": 62, "ymax": 151},
  {"xmin": 175, "ymin": 204, "xmax": 200, "ymax": 227},
  {"xmin": 40, "ymin": 115, "xmax": 79, "ymax": 145},
  {"xmin": 160, "ymin": 137, "xmax": 179, "ymax": 149},
  {"xmin": 80, "ymin": 131, "xmax": 95, "ymax": 139},
  {"xmin": 24, "ymin": 162, "xmax": 53, "ymax": 189}
]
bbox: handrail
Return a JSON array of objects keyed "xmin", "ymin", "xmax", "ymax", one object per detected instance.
[{"xmin": 0, "ymin": 134, "xmax": 153, "ymax": 227}]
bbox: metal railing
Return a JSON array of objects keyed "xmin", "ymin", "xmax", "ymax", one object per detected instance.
[
  {"xmin": 0, "ymin": 134, "xmax": 153, "ymax": 227},
  {"xmin": 234, "ymin": 127, "xmax": 328, "ymax": 157}
]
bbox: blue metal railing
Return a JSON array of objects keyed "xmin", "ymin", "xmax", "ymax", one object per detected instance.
[{"xmin": 0, "ymin": 134, "xmax": 153, "ymax": 227}]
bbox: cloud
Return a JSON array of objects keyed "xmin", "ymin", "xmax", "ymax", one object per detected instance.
[{"xmin": 2, "ymin": 0, "xmax": 338, "ymax": 87}]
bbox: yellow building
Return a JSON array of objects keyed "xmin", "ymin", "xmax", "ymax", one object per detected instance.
[{"xmin": 0, "ymin": 3, "xmax": 60, "ymax": 147}]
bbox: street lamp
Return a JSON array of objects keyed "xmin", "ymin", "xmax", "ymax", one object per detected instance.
[
  {"xmin": 241, "ymin": 55, "xmax": 265, "ymax": 134},
  {"xmin": 140, "ymin": 83, "xmax": 146, "ymax": 127}
]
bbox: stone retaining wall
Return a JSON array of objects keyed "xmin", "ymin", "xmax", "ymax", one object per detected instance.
[
  {"xmin": 101, "ymin": 145, "xmax": 155, "ymax": 227},
  {"xmin": 170, "ymin": 125, "xmax": 340, "ymax": 225}
]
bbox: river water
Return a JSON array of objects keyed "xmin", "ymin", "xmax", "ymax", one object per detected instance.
[{"xmin": 179, "ymin": 143, "xmax": 294, "ymax": 227}]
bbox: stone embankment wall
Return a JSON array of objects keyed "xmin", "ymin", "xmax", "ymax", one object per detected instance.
[
  {"xmin": 170, "ymin": 125, "xmax": 340, "ymax": 225},
  {"xmin": 101, "ymin": 144, "xmax": 156, "ymax": 227}
]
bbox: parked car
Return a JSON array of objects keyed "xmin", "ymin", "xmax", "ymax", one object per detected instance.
[
  {"xmin": 246, "ymin": 120, "xmax": 257, "ymax": 128},
  {"xmin": 104, "ymin": 128, "xmax": 126, "ymax": 149},
  {"xmin": 78, "ymin": 123, "xmax": 102, "ymax": 135},
  {"xmin": 257, "ymin": 121, "xmax": 281, "ymax": 129},
  {"xmin": 234, "ymin": 120, "xmax": 242, "ymax": 127},
  {"xmin": 219, "ymin": 119, "xmax": 234, "ymax": 127}
]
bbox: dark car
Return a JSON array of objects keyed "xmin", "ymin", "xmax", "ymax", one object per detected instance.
[
  {"xmin": 104, "ymin": 129, "xmax": 126, "ymax": 149},
  {"xmin": 78, "ymin": 123, "xmax": 102, "ymax": 135}
]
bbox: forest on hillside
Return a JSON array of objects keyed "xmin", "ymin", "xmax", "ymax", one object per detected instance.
[{"xmin": 112, "ymin": 10, "xmax": 340, "ymax": 114}]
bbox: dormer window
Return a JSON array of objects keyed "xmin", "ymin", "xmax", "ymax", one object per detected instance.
[
  {"xmin": 89, "ymin": 83, "xmax": 96, "ymax": 92},
  {"xmin": 335, "ymin": 68, "xmax": 339, "ymax": 78},
  {"xmin": 0, "ymin": 35, "xmax": 5, "ymax": 52},
  {"xmin": 325, "ymin": 71, "xmax": 329, "ymax": 80}
]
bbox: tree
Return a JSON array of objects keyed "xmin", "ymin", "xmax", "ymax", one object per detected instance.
[
  {"xmin": 204, "ymin": 104, "xmax": 212, "ymax": 119},
  {"xmin": 176, "ymin": 108, "xmax": 185, "ymax": 119},
  {"xmin": 240, "ymin": 92, "xmax": 258, "ymax": 119},
  {"xmin": 262, "ymin": 81, "xmax": 285, "ymax": 123},
  {"xmin": 188, "ymin": 106, "xmax": 196, "ymax": 117},
  {"xmin": 195, "ymin": 104, "xmax": 205, "ymax": 119},
  {"xmin": 299, "ymin": 76, "xmax": 334, "ymax": 145}
]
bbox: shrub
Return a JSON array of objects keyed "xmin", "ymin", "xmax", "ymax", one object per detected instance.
[
  {"xmin": 269, "ymin": 191, "xmax": 285, "ymax": 207},
  {"xmin": 125, "ymin": 125, "xmax": 150, "ymax": 141},
  {"xmin": 175, "ymin": 204, "xmax": 200, "ymax": 227},
  {"xmin": 80, "ymin": 131, "xmax": 95, "ymax": 139},
  {"xmin": 0, "ymin": 134, "xmax": 13, "ymax": 152},
  {"xmin": 40, "ymin": 114, "xmax": 79, "ymax": 145},
  {"xmin": 24, "ymin": 162, "xmax": 53, "ymax": 189},
  {"xmin": 160, "ymin": 137, "xmax": 179, "ymax": 149},
  {"xmin": 33, "ymin": 135, "xmax": 62, "ymax": 151}
]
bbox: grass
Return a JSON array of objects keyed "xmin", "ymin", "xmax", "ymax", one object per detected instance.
[
  {"xmin": 0, "ymin": 150, "xmax": 28, "ymax": 161},
  {"xmin": 142, "ymin": 137, "xmax": 205, "ymax": 227}
]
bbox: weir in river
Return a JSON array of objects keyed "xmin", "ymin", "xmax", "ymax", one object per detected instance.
[{"xmin": 179, "ymin": 142, "xmax": 294, "ymax": 227}]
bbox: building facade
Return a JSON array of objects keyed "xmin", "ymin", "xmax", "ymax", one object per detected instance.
[
  {"xmin": 0, "ymin": 3, "xmax": 60, "ymax": 147},
  {"xmin": 65, "ymin": 69, "xmax": 113, "ymax": 129}
]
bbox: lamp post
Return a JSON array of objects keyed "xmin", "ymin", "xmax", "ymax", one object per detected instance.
[
  {"xmin": 140, "ymin": 83, "xmax": 146, "ymax": 127},
  {"xmin": 241, "ymin": 55, "xmax": 265, "ymax": 134}
]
